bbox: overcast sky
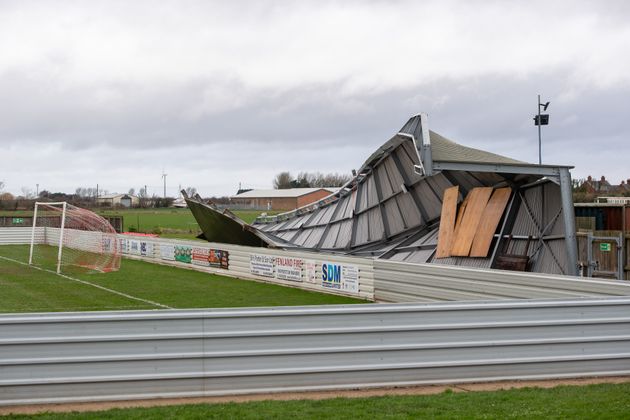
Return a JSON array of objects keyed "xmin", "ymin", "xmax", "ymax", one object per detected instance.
[{"xmin": 1, "ymin": 0, "xmax": 629, "ymax": 197}]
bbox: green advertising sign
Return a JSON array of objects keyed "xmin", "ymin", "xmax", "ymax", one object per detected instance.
[
  {"xmin": 599, "ymin": 243, "xmax": 612, "ymax": 252},
  {"xmin": 174, "ymin": 245, "xmax": 192, "ymax": 263}
]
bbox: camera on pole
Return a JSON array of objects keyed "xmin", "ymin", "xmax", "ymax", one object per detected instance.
[
  {"xmin": 533, "ymin": 114, "xmax": 549, "ymax": 126},
  {"xmin": 534, "ymin": 96, "xmax": 550, "ymax": 164}
]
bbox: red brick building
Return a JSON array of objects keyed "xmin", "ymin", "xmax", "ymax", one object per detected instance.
[
  {"xmin": 230, "ymin": 188, "xmax": 337, "ymax": 211},
  {"xmin": 581, "ymin": 175, "xmax": 630, "ymax": 195},
  {"xmin": 582, "ymin": 175, "xmax": 614, "ymax": 194}
]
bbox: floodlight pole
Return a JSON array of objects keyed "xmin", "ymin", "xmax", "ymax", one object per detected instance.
[
  {"xmin": 537, "ymin": 94, "xmax": 542, "ymax": 165},
  {"xmin": 162, "ymin": 172, "xmax": 167, "ymax": 198},
  {"xmin": 56, "ymin": 202, "xmax": 67, "ymax": 274}
]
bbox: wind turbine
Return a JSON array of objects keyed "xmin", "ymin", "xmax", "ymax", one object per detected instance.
[{"xmin": 162, "ymin": 170, "xmax": 167, "ymax": 198}]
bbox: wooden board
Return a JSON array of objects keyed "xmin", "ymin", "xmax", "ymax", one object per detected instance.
[
  {"xmin": 435, "ymin": 186, "xmax": 459, "ymax": 258},
  {"xmin": 469, "ymin": 187, "xmax": 512, "ymax": 257},
  {"xmin": 450, "ymin": 187, "xmax": 493, "ymax": 256},
  {"xmin": 453, "ymin": 191, "xmax": 470, "ymax": 234}
]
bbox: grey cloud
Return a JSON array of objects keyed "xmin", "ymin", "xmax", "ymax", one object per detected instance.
[
  {"xmin": 1, "ymin": 68, "xmax": 629, "ymax": 157},
  {"xmin": 2, "ymin": 61, "xmax": 630, "ymax": 199}
]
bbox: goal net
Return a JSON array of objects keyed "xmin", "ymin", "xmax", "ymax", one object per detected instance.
[{"xmin": 29, "ymin": 202, "xmax": 121, "ymax": 274}]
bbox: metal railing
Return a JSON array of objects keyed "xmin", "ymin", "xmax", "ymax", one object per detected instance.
[{"xmin": 1, "ymin": 297, "xmax": 629, "ymax": 405}]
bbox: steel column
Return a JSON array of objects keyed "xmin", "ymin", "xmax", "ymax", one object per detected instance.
[{"xmin": 559, "ymin": 167, "xmax": 578, "ymax": 276}]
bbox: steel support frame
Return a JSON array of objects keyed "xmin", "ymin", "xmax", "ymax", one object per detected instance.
[
  {"xmin": 559, "ymin": 167, "xmax": 579, "ymax": 276},
  {"xmin": 431, "ymin": 162, "xmax": 578, "ymax": 276},
  {"xmin": 432, "ymin": 161, "xmax": 568, "ymax": 177}
]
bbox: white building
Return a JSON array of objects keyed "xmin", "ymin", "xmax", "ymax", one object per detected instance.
[{"xmin": 96, "ymin": 193, "xmax": 140, "ymax": 208}]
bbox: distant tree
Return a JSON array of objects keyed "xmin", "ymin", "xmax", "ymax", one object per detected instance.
[
  {"xmin": 273, "ymin": 171, "xmax": 351, "ymax": 189},
  {"xmin": 20, "ymin": 187, "xmax": 35, "ymax": 199},
  {"xmin": 326, "ymin": 172, "xmax": 351, "ymax": 187},
  {"xmin": 128, "ymin": 188, "xmax": 135, "ymax": 196},
  {"xmin": 0, "ymin": 181, "xmax": 4, "ymax": 192},
  {"xmin": 154, "ymin": 197, "xmax": 174, "ymax": 208},
  {"xmin": 185, "ymin": 186, "xmax": 197, "ymax": 197},
  {"xmin": 75, "ymin": 187, "xmax": 98, "ymax": 198},
  {"xmin": 273, "ymin": 172, "xmax": 293, "ymax": 189},
  {"xmin": 138, "ymin": 187, "xmax": 150, "ymax": 208},
  {"xmin": 290, "ymin": 172, "xmax": 311, "ymax": 188},
  {"xmin": 0, "ymin": 192, "xmax": 14, "ymax": 201}
]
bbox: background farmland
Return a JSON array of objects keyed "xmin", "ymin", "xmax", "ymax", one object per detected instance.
[{"xmin": 0, "ymin": 208, "xmax": 281, "ymax": 240}]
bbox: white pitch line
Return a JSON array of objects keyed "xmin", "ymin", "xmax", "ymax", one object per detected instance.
[{"xmin": 0, "ymin": 255, "xmax": 172, "ymax": 309}]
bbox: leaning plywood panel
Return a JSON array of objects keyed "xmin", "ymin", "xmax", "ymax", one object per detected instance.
[
  {"xmin": 436, "ymin": 186, "xmax": 459, "ymax": 258},
  {"xmin": 469, "ymin": 187, "xmax": 512, "ymax": 257},
  {"xmin": 451, "ymin": 187, "xmax": 493, "ymax": 256},
  {"xmin": 453, "ymin": 191, "xmax": 470, "ymax": 233}
]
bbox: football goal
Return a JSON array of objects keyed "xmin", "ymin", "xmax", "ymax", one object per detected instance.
[{"xmin": 28, "ymin": 202, "xmax": 121, "ymax": 274}]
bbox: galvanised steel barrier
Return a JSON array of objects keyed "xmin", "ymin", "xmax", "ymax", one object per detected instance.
[
  {"xmin": 1, "ymin": 297, "xmax": 630, "ymax": 405},
  {"xmin": 373, "ymin": 259, "xmax": 630, "ymax": 302}
]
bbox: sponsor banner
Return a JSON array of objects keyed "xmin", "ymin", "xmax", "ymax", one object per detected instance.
[
  {"xmin": 140, "ymin": 241, "xmax": 154, "ymax": 257},
  {"xmin": 341, "ymin": 264, "xmax": 359, "ymax": 293},
  {"xmin": 322, "ymin": 262, "xmax": 359, "ymax": 293},
  {"xmin": 119, "ymin": 238, "xmax": 127, "ymax": 254},
  {"xmin": 160, "ymin": 243, "xmax": 175, "ymax": 261},
  {"xmin": 305, "ymin": 259, "xmax": 318, "ymax": 283},
  {"xmin": 209, "ymin": 249, "xmax": 229, "ymax": 269},
  {"xmin": 250, "ymin": 254, "xmax": 275, "ymax": 277},
  {"xmin": 174, "ymin": 245, "xmax": 192, "ymax": 264},
  {"xmin": 102, "ymin": 237, "xmax": 114, "ymax": 253},
  {"xmin": 276, "ymin": 257, "xmax": 304, "ymax": 282},
  {"xmin": 128, "ymin": 240, "xmax": 141, "ymax": 256},
  {"xmin": 192, "ymin": 247, "xmax": 210, "ymax": 266}
]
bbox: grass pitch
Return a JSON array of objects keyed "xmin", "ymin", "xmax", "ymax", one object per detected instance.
[
  {"xmin": 0, "ymin": 245, "xmax": 365, "ymax": 313},
  {"xmin": 3, "ymin": 382, "xmax": 630, "ymax": 419}
]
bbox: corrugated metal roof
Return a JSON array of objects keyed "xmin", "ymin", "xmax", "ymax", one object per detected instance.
[
  {"xmin": 187, "ymin": 114, "xmax": 572, "ymax": 276},
  {"xmin": 231, "ymin": 188, "xmax": 338, "ymax": 199},
  {"xmin": 429, "ymin": 131, "xmax": 524, "ymax": 164}
]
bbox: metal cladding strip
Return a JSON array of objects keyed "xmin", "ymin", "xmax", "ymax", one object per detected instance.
[
  {"xmin": 3, "ymin": 354, "xmax": 630, "ymax": 386},
  {"xmin": 374, "ymin": 273, "xmax": 607, "ymax": 301},
  {"xmin": 373, "ymin": 259, "xmax": 630, "ymax": 302},
  {"xmin": 3, "ymin": 335, "xmax": 630, "ymax": 365},
  {"xmin": 0, "ymin": 227, "xmax": 44, "ymax": 244},
  {"xmin": 1, "ymin": 297, "xmax": 630, "ymax": 405},
  {"xmin": 3, "ymin": 316, "xmax": 630, "ymax": 345}
]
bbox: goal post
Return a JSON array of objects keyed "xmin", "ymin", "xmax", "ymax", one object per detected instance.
[{"xmin": 29, "ymin": 202, "xmax": 121, "ymax": 274}]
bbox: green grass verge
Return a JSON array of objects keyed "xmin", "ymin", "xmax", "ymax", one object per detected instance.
[
  {"xmin": 3, "ymin": 383, "xmax": 630, "ymax": 419},
  {"xmin": 0, "ymin": 245, "xmax": 365, "ymax": 313}
]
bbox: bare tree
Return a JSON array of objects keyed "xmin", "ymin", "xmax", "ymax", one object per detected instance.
[
  {"xmin": 0, "ymin": 181, "xmax": 4, "ymax": 192},
  {"xmin": 273, "ymin": 171, "xmax": 351, "ymax": 189},
  {"xmin": 185, "ymin": 186, "xmax": 197, "ymax": 197},
  {"xmin": 128, "ymin": 188, "xmax": 136, "ymax": 196},
  {"xmin": 273, "ymin": 172, "xmax": 293, "ymax": 189},
  {"xmin": 323, "ymin": 172, "xmax": 351, "ymax": 187},
  {"xmin": 20, "ymin": 187, "xmax": 35, "ymax": 199},
  {"xmin": 138, "ymin": 187, "xmax": 149, "ymax": 208}
]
